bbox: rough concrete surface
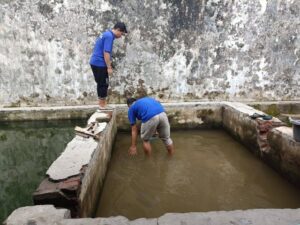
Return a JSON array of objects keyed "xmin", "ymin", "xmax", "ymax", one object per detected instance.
[
  {"xmin": 0, "ymin": 0, "xmax": 299, "ymax": 107},
  {"xmin": 116, "ymin": 101, "xmax": 223, "ymax": 130},
  {"xmin": 224, "ymin": 102, "xmax": 265, "ymax": 115},
  {"xmin": 3, "ymin": 205, "xmax": 70, "ymax": 225},
  {"xmin": 5, "ymin": 207, "xmax": 300, "ymax": 225},
  {"xmin": 158, "ymin": 209, "xmax": 300, "ymax": 225},
  {"xmin": 87, "ymin": 112, "xmax": 110, "ymax": 124},
  {"xmin": 79, "ymin": 110, "xmax": 117, "ymax": 217},
  {"xmin": 56, "ymin": 216, "xmax": 158, "ymax": 225},
  {"xmin": 274, "ymin": 126, "xmax": 294, "ymax": 137},
  {"xmin": 46, "ymin": 135, "xmax": 98, "ymax": 180}
]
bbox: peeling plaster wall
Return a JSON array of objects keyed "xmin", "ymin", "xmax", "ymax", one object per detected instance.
[{"xmin": 0, "ymin": 0, "xmax": 299, "ymax": 106}]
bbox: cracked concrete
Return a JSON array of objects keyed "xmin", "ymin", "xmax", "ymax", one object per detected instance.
[{"xmin": 4, "ymin": 207, "xmax": 300, "ymax": 225}]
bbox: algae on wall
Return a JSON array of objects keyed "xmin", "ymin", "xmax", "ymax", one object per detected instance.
[{"xmin": 0, "ymin": 0, "xmax": 299, "ymax": 106}]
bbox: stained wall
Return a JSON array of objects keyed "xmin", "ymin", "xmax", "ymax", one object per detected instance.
[{"xmin": 0, "ymin": 0, "xmax": 299, "ymax": 106}]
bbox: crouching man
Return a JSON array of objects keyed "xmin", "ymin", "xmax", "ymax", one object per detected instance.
[{"xmin": 127, "ymin": 97, "xmax": 174, "ymax": 156}]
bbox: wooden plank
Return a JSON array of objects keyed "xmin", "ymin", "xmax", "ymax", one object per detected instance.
[{"xmin": 74, "ymin": 126, "xmax": 98, "ymax": 139}]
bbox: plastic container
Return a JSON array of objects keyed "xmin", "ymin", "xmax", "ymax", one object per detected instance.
[{"xmin": 289, "ymin": 117, "xmax": 300, "ymax": 142}]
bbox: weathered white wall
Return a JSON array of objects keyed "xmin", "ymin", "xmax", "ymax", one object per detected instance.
[{"xmin": 0, "ymin": 0, "xmax": 299, "ymax": 106}]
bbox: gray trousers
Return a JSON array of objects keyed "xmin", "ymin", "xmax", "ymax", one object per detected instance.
[{"xmin": 141, "ymin": 112, "xmax": 173, "ymax": 146}]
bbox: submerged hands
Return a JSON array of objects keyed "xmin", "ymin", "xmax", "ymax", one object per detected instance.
[{"xmin": 128, "ymin": 145, "xmax": 137, "ymax": 156}]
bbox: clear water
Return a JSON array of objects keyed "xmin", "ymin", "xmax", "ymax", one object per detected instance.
[
  {"xmin": 96, "ymin": 129, "xmax": 300, "ymax": 219},
  {"xmin": 0, "ymin": 120, "xmax": 85, "ymax": 223}
]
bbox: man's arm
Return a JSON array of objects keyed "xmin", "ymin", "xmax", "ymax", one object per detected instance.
[
  {"xmin": 129, "ymin": 124, "xmax": 138, "ymax": 155},
  {"xmin": 104, "ymin": 52, "xmax": 113, "ymax": 75}
]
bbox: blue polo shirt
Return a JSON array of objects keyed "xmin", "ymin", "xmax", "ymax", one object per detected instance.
[
  {"xmin": 90, "ymin": 30, "xmax": 115, "ymax": 67},
  {"xmin": 128, "ymin": 97, "xmax": 165, "ymax": 125}
]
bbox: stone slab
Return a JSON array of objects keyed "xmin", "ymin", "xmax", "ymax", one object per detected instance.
[
  {"xmin": 224, "ymin": 102, "xmax": 261, "ymax": 115},
  {"xmin": 46, "ymin": 136, "xmax": 98, "ymax": 180},
  {"xmin": 130, "ymin": 218, "xmax": 158, "ymax": 225},
  {"xmin": 158, "ymin": 209, "xmax": 300, "ymax": 225},
  {"xmin": 224, "ymin": 102, "xmax": 283, "ymax": 124},
  {"xmin": 55, "ymin": 218, "xmax": 104, "ymax": 225},
  {"xmin": 274, "ymin": 126, "xmax": 294, "ymax": 137},
  {"xmin": 4, "ymin": 205, "xmax": 70, "ymax": 225},
  {"xmin": 56, "ymin": 216, "xmax": 158, "ymax": 225},
  {"xmin": 6, "ymin": 208, "xmax": 300, "ymax": 225},
  {"xmin": 87, "ymin": 112, "xmax": 111, "ymax": 124}
]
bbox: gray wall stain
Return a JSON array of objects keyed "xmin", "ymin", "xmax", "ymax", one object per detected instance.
[{"xmin": 0, "ymin": 0, "xmax": 299, "ymax": 106}]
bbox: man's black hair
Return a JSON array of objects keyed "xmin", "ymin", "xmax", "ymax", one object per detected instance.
[
  {"xmin": 126, "ymin": 97, "xmax": 136, "ymax": 107},
  {"xmin": 114, "ymin": 22, "xmax": 127, "ymax": 33}
]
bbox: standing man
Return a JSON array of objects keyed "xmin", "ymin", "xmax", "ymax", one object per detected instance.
[
  {"xmin": 90, "ymin": 22, "xmax": 127, "ymax": 110},
  {"xmin": 127, "ymin": 97, "xmax": 174, "ymax": 156}
]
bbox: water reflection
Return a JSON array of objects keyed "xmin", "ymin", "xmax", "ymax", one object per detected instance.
[{"xmin": 0, "ymin": 120, "xmax": 85, "ymax": 223}]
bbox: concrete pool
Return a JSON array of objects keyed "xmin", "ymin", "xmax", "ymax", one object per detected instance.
[
  {"xmin": 2, "ymin": 101, "xmax": 300, "ymax": 225},
  {"xmin": 96, "ymin": 130, "xmax": 300, "ymax": 219}
]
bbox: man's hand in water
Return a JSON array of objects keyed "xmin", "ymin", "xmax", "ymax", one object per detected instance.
[{"xmin": 128, "ymin": 145, "xmax": 137, "ymax": 156}]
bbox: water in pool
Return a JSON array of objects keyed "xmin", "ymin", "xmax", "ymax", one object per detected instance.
[
  {"xmin": 96, "ymin": 129, "xmax": 300, "ymax": 219},
  {"xmin": 0, "ymin": 119, "xmax": 85, "ymax": 223}
]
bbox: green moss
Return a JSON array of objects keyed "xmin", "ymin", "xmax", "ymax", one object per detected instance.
[
  {"xmin": 287, "ymin": 120, "xmax": 293, "ymax": 127},
  {"xmin": 0, "ymin": 133, "xmax": 7, "ymax": 141},
  {"xmin": 175, "ymin": 111, "xmax": 181, "ymax": 117},
  {"xmin": 265, "ymin": 104, "xmax": 280, "ymax": 116},
  {"xmin": 7, "ymin": 101, "xmax": 21, "ymax": 108},
  {"xmin": 288, "ymin": 105, "xmax": 296, "ymax": 114},
  {"xmin": 196, "ymin": 109, "xmax": 213, "ymax": 118},
  {"xmin": 168, "ymin": 111, "xmax": 179, "ymax": 122},
  {"xmin": 251, "ymin": 104, "xmax": 261, "ymax": 110}
]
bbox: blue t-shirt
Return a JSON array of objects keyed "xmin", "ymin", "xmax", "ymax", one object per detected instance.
[
  {"xmin": 90, "ymin": 30, "xmax": 115, "ymax": 67},
  {"xmin": 128, "ymin": 97, "xmax": 165, "ymax": 125}
]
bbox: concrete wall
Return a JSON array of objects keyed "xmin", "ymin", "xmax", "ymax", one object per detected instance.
[
  {"xmin": 79, "ymin": 110, "xmax": 117, "ymax": 217},
  {"xmin": 222, "ymin": 103, "xmax": 259, "ymax": 155},
  {"xmin": 116, "ymin": 102, "xmax": 223, "ymax": 131},
  {"xmin": 222, "ymin": 102, "xmax": 300, "ymax": 187},
  {"xmin": 268, "ymin": 127, "xmax": 300, "ymax": 187},
  {"xmin": 0, "ymin": 0, "xmax": 300, "ymax": 107}
]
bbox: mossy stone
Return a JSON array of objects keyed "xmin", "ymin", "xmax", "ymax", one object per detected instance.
[
  {"xmin": 265, "ymin": 104, "xmax": 280, "ymax": 116},
  {"xmin": 0, "ymin": 133, "xmax": 7, "ymax": 141}
]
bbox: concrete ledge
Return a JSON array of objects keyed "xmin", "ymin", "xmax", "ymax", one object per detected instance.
[
  {"xmin": 3, "ymin": 205, "xmax": 70, "ymax": 225},
  {"xmin": 1, "ymin": 101, "xmax": 299, "ymax": 122},
  {"xmin": 46, "ymin": 136, "xmax": 98, "ymax": 180},
  {"xmin": 79, "ymin": 110, "xmax": 117, "ymax": 217},
  {"xmin": 32, "ymin": 110, "xmax": 117, "ymax": 217},
  {"xmin": 5, "ymin": 208, "xmax": 300, "ymax": 225},
  {"xmin": 158, "ymin": 209, "xmax": 300, "ymax": 225},
  {"xmin": 0, "ymin": 105, "xmax": 98, "ymax": 121}
]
